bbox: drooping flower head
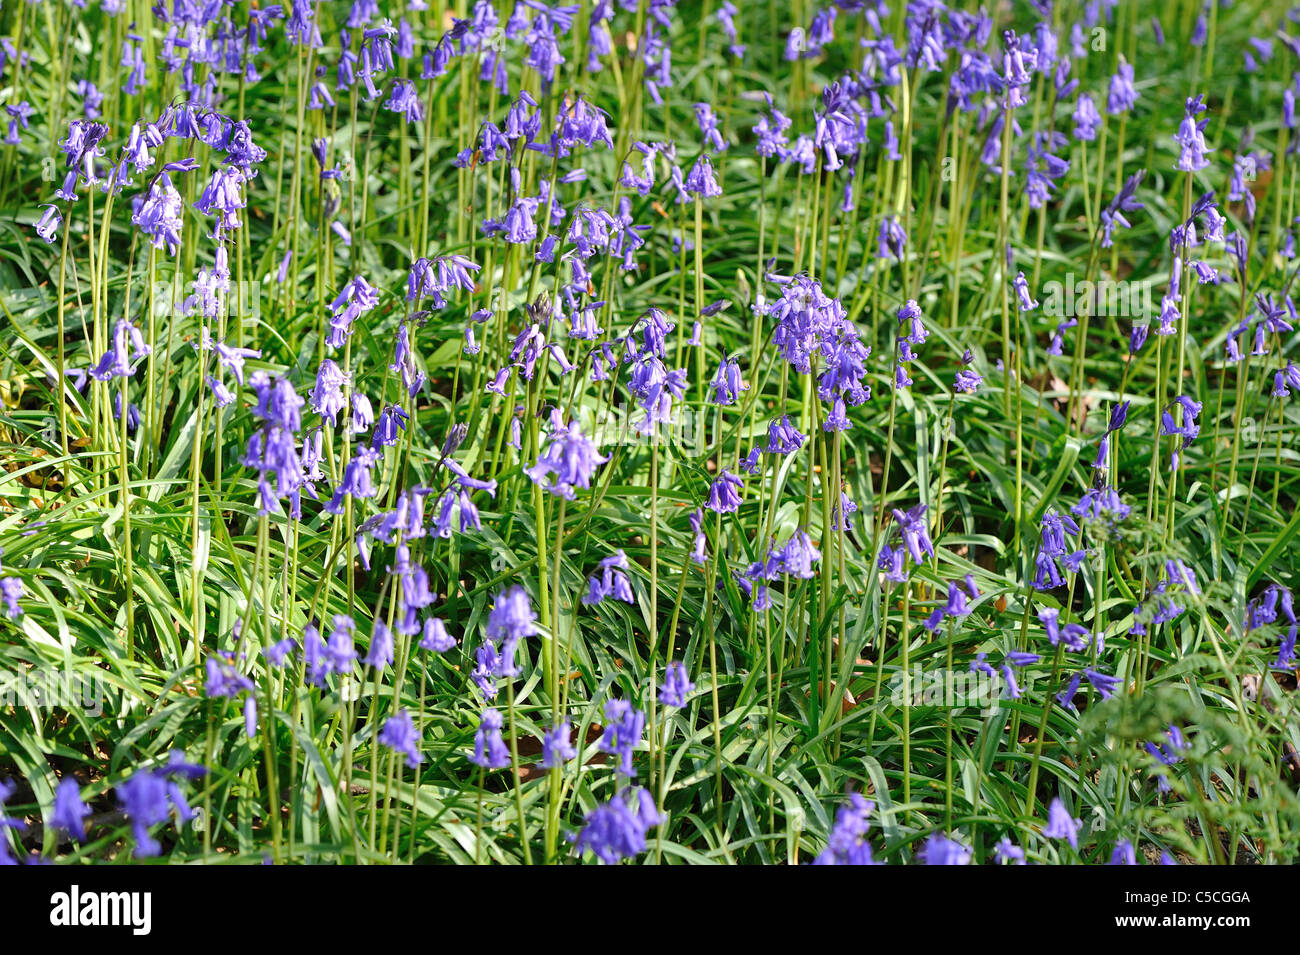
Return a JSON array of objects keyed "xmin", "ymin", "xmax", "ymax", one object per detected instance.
[
  {"xmin": 376, "ymin": 708, "xmax": 422, "ymax": 768},
  {"xmin": 813, "ymin": 793, "xmax": 877, "ymax": 865},
  {"xmin": 326, "ymin": 275, "xmax": 380, "ymax": 349},
  {"xmin": 706, "ymin": 470, "xmax": 745, "ymax": 514},
  {"xmin": 485, "ymin": 585, "xmax": 538, "ymax": 677},
  {"xmin": 918, "ymin": 832, "xmax": 973, "ymax": 864},
  {"xmin": 890, "ymin": 503, "xmax": 933, "ymax": 565},
  {"xmin": 50, "ymin": 778, "xmax": 90, "ymax": 843},
  {"xmin": 116, "ymin": 752, "xmax": 207, "ymax": 858},
  {"xmin": 582, "ymin": 550, "xmax": 635, "ymax": 606},
  {"xmin": 1043, "ymin": 796, "xmax": 1081, "ymax": 849},
  {"xmin": 659, "ymin": 662, "xmax": 695, "ymax": 708},
  {"xmin": 526, "ymin": 420, "xmax": 608, "ymax": 500},
  {"xmin": 470, "ymin": 707, "xmax": 510, "ymax": 769},
  {"xmin": 571, "ymin": 786, "xmax": 662, "ymax": 864},
  {"xmin": 598, "ymin": 699, "xmax": 645, "ymax": 778},
  {"xmin": 1173, "ymin": 94, "xmax": 1211, "ymax": 172},
  {"xmin": 540, "ymin": 720, "xmax": 577, "ymax": 768}
]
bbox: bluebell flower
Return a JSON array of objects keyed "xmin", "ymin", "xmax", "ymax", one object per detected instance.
[
  {"xmin": 1000, "ymin": 664, "xmax": 1023, "ymax": 699},
  {"xmin": 954, "ymin": 349, "xmax": 983, "ymax": 393},
  {"xmin": 364, "ymin": 620, "xmax": 393, "ymax": 668},
  {"xmin": 891, "ymin": 504, "xmax": 934, "ymax": 564},
  {"xmin": 1025, "ymin": 131, "xmax": 1070, "ymax": 208},
  {"xmin": 1031, "ymin": 510, "xmax": 1083, "ymax": 590},
  {"xmin": 878, "ymin": 544, "xmax": 908, "ymax": 583},
  {"xmin": 706, "ymin": 470, "xmax": 745, "ymax": 514},
  {"xmin": 324, "ymin": 446, "xmax": 383, "ymax": 513},
  {"xmin": 924, "ymin": 581, "xmax": 974, "ymax": 632},
  {"xmin": 204, "ymin": 654, "xmax": 253, "ymax": 699},
  {"xmin": 1101, "ymin": 170, "xmax": 1146, "ymax": 248},
  {"xmin": 0, "ymin": 780, "xmax": 27, "ymax": 864},
  {"xmin": 683, "ymin": 155, "xmax": 722, "ymax": 197},
  {"xmin": 325, "ymin": 615, "xmax": 358, "ymax": 672},
  {"xmin": 999, "ymin": 30, "xmax": 1035, "ymax": 108},
  {"xmin": 1107, "ymin": 60, "xmax": 1137, "ymax": 115},
  {"xmin": 1072, "ymin": 484, "xmax": 1131, "ymax": 523},
  {"xmin": 1108, "ymin": 840, "xmax": 1137, "ymax": 865},
  {"xmin": 90, "ymin": 318, "xmax": 151, "ymax": 381},
  {"xmin": 470, "ymin": 708, "xmax": 510, "ymax": 769},
  {"xmin": 527, "ymin": 421, "xmax": 608, "ymax": 500},
  {"xmin": 264, "ymin": 637, "xmax": 295, "ymax": 668},
  {"xmin": 471, "ymin": 643, "xmax": 500, "ymax": 702},
  {"xmin": 715, "ymin": 0, "xmax": 743, "ymax": 57},
  {"xmin": 823, "ymin": 396, "xmax": 850, "ymax": 432},
  {"xmin": 192, "ymin": 167, "xmax": 248, "ymax": 240},
  {"xmin": 753, "ymin": 94, "xmax": 792, "ymax": 158},
  {"xmin": 918, "ymin": 832, "xmax": 972, "ymax": 864},
  {"xmin": 832, "ymin": 488, "xmax": 859, "ymax": 532},
  {"xmin": 1084, "ymin": 668, "xmax": 1121, "ymax": 699},
  {"xmin": 1013, "ymin": 271, "xmax": 1038, "ymax": 311},
  {"xmin": 304, "ymin": 616, "xmax": 355, "ymax": 687},
  {"xmin": 689, "ymin": 507, "xmax": 708, "ymax": 565},
  {"xmin": 385, "ymin": 79, "xmax": 423, "ymax": 123},
  {"xmin": 1039, "ymin": 607, "xmax": 1090, "ymax": 652},
  {"xmin": 659, "ymin": 662, "xmax": 695, "ymax": 708},
  {"xmin": 1042, "ymin": 797, "xmax": 1080, "ymax": 849},
  {"xmin": 598, "ymin": 699, "xmax": 645, "ymax": 778},
  {"xmin": 50, "ymin": 778, "xmax": 90, "ymax": 843},
  {"xmin": 813, "ymin": 793, "xmax": 877, "ymax": 865},
  {"xmin": 1160, "ymin": 395, "xmax": 1202, "ymax": 469},
  {"xmin": 326, "ymin": 275, "xmax": 379, "ymax": 348},
  {"xmin": 485, "ymin": 586, "xmax": 537, "ymax": 677},
  {"xmin": 371, "ymin": 404, "xmax": 409, "ymax": 449},
  {"xmin": 1174, "ymin": 95, "xmax": 1211, "ymax": 172},
  {"xmin": 708, "ymin": 355, "xmax": 747, "ymax": 405},
  {"xmin": 349, "ymin": 393, "xmax": 374, "ymax": 435},
  {"xmin": 33, "ymin": 204, "xmax": 61, "ymax": 243},
  {"xmin": 59, "ymin": 119, "xmax": 109, "ymax": 171},
  {"xmin": 694, "ymin": 102, "xmax": 727, "ymax": 152},
  {"xmin": 541, "ymin": 721, "xmax": 577, "ymax": 769},
  {"xmin": 994, "ymin": 837, "xmax": 1025, "ymax": 864},
  {"xmin": 878, "ymin": 215, "xmax": 907, "ymax": 260},
  {"xmin": 582, "ymin": 551, "xmax": 635, "ymax": 606},
  {"xmin": 571, "ymin": 786, "xmax": 661, "ymax": 864},
  {"xmin": 1273, "ymin": 361, "xmax": 1300, "ymax": 398},
  {"xmin": 1129, "ymin": 322, "xmax": 1150, "ymax": 354},
  {"xmin": 1073, "ymin": 93, "xmax": 1101, "ymax": 141},
  {"xmin": 0, "ymin": 577, "xmax": 23, "ymax": 619},
  {"xmin": 116, "ymin": 753, "xmax": 207, "ymax": 858},
  {"xmin": 308, "ymin": 359, "xmax": 348, "ymax": 425},
  {"xmin": 379, "ymin": 709, "xmax": 423, "ymax": 768},
  {"xmin": 420, "ymin": 617, "xmax": 455, "ymax": 653}
]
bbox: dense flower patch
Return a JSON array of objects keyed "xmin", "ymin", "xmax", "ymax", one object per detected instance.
[{"xmin": 0, "ymin": 0, "xmax": 1298, "ymax": 865}]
